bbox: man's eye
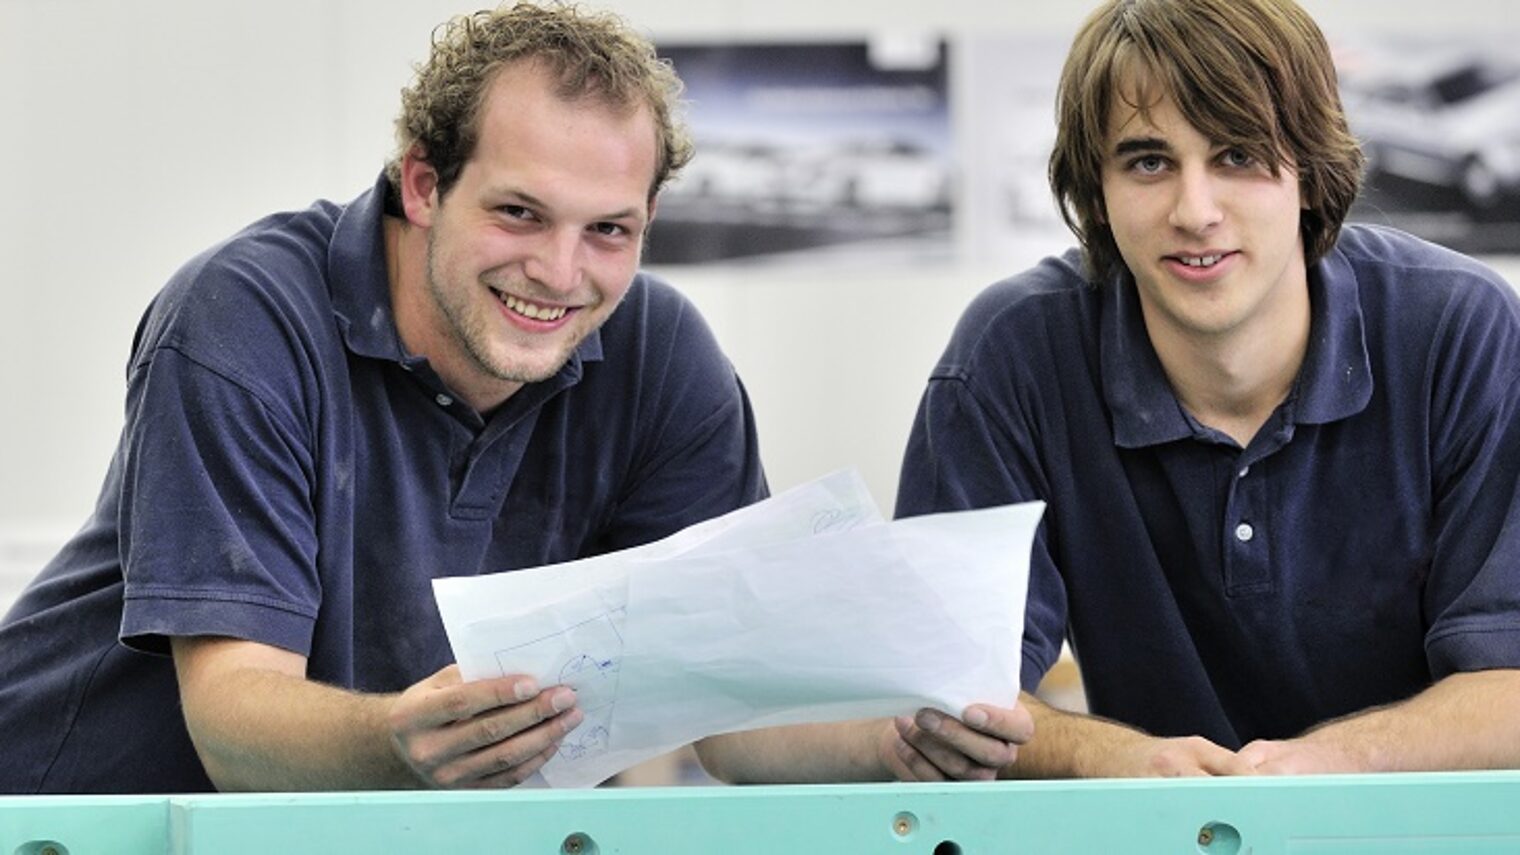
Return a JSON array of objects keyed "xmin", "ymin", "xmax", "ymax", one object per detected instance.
[
  {"xmin": 1221, "ymin": 149, "xmax": 1254, "ymax": 168},
  {"xmin": 592, "ymin": 222, "xmax": 626, "ymax": 237},
  {"xmin": 1131, "ymin": 155, "xmax": 1166, "ymax": 174},
  {"xmin": 500, "ymin": 205, "xmax": 536, "ymax": 220}
]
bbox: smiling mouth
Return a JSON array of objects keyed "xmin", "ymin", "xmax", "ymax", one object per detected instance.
[
  {"xmin": 1173, "ymin": 253, "xmax": 1229, "ymax": 268},
  {"xmin": 494, "ymin": 290, "xmax": 569, "ymax": 321}
]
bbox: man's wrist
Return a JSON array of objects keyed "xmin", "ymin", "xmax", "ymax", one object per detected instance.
[{"xmin": 1296, "ymin": 726, "xmax": 1383, "ymax": 773}]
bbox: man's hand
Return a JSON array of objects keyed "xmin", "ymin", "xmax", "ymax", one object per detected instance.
[
  {"xmin": 388, "ymin": 665, "xmax": 583, "ymax": 788},
  {"xmin": 1109, "ymin": 735, "xmax": 1258, "ymax": 777},
  {"xmin": 1000, "ymin": 692, "xmax": 1255, "ymax": 778},
  {"xmin": 883, "ymin": 703, "xmax": 1035, "ymax": 781},
  {"xmin": 172, "ymin": 637, "xmax": 583, "ymax": 790},
  {"xmin": 1237, "ymin": 738, "xmax": 1364, "ymax": 775}
]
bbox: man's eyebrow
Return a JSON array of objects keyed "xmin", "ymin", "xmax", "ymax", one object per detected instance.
[
  {"xmin": 482, "ymin": 187, "xmax": 547, "ymax": 211},
  {"xmin": 1113, "ymin": 137, "xmax": 1170, "ymax": 157},
  {"xmin": 493, "ymin": 187, "xmax": 644, "ymax": 222}
]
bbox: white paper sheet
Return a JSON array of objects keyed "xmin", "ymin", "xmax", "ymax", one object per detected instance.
[{"xmin": 433, "ymin": 469, "xmax": 1042, "ymax": 787}]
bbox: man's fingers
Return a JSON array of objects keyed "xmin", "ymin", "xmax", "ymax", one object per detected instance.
[
  {"xmin": 469, "ymin": 742, "xmax": 561, "ymax": 789},
  {"xmin": 1237, "ymin": 742, "xmax": 1267, "ymax": 769},
  {"xmin": 1198, "ymin": 746, "xmax": 1258, "ymax": 776},
  {"xmin": 390, "ymin": 666, "xmax": 584, "ymax": 787},
  {"xmin": 403, "ymin": 686, "xmax": 576, "ymax": 773},
  {"xmin": 430, "ymin": 708, "xmax": 584, "ymax": 788},
  {"xmin": 1238, "ymin": 738, "xmax": 1351, "ymax": 775},
  {"xmin": 910, "ymin": 708, "xmax": 1019, "ymax": 771},
  {"xmin": 450, "ymin": 686, "xmax": 577, "ymax": 754},
  {"xmin": 1169, "ymin": 736, "xmax": 1255, "ymax": 777},
  {"xmin": 963, "ymin": 703, "xmax": 1035, "ymax": 745},
  {"xmin": 405, "ymin": 668, "xmax": 544, "ymax": 730},
  {"xmin": 889, "ymin": 716, "xmax": 949, "ymax": 782}
]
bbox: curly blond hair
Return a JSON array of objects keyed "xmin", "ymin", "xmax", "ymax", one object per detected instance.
[{"xmin": 386, "ymin": 2, "xmax": 693, "ymax": 200}]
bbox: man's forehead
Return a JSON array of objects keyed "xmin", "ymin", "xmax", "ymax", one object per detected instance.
[
  {"xmin": 1108, "ymin": 56, "xmax": 1169, "ymax": 114},
  {"xmin": 1106, "ymin": 80, "xmax": 1175, "ymax": 145}
]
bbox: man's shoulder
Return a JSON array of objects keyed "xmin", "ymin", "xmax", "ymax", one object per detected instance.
[
  {"xmin": 1332, "ymin": 226, "xmax": 1520, "ymax": 414},
  {"xmin": 614, "ymin": 270, "xmax": 694, "ymax": 317},
  {"xmin": 1333, "ymin": 224, "xmax": 1519, "ymax": 329},
  {"xmin": 599, "ymin": 270, "xmax": 722, "ymax": 360},
  {"xmin": 147, "ymin": 200, "xmax": 346, "ymax": 332},
  {"xmin": 1335, "ymin": 224, "xmax": 1512, "ymax": 294},
  {"xmin": 172, "ymin": 200, "xmax": 345, "ymax": 303},
  {"xmin": 938, "ymin": 248, "xmax": 1097, "ymax": 375},
  {"xmin": 129, "ymin": 197, "xmax": 355, "ymax": 400}
]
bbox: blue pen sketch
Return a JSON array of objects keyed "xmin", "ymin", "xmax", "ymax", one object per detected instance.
[
  {"xmin": 493, "ymin": 607, "xmax": 626, "ymax": 761},
  {"xmin": 557, "ymin": 724, "xmax": 610, "ymax": 760},
  {"xmin": 811, "ymin": 507, "xmax": 868, "ymax": 533}
]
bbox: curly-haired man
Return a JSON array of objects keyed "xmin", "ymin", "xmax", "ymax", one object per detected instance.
[{"xmin": 1, "ymin": 3, "xmax": 768, "ymax": 793}]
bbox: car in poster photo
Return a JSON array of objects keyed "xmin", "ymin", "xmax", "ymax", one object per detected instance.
[
  {"xmin": 1342, "ymin": 51, "xmax": 1520, "ymax": 211},
  {"xmin": 786, "ymin": 140, "xmax": 952, "ymax": 212},
  {"xmin": 665, "ymin": 141, "xmax": 792, "ymax": 210}
]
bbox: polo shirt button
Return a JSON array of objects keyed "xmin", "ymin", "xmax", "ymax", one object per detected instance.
[
  {"xmin": 435, "ymin": 393, "xmax": 453, "ymax": 407},
  {"xmin": 1235, "ymin": 522, "xmax": 1255, "ymax": 543},
  {"xmin": 1238, "ymin": 466, "xmax": 1250, "ymax": 478}
]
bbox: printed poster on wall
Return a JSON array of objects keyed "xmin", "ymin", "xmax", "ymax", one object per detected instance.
[
  {"xmin": 647, "ymin": 38, "xmax": 954, "ymax": 266},
  {"xmin": 1334, "ymin": 33, "xmax": 1520, "ymax": 255}
]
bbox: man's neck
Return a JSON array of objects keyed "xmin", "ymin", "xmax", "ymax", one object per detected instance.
[{"xmin": 1145, "ymin": 289, "xmax": 1312, "ymax": 449}]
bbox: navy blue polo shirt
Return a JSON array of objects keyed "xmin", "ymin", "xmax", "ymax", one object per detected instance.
[
  {"xmin": 0, "ymin": 174, "xmax": 767, "ymax": 793},
  {"xmin": 897, "ymin": 224, "xmax": 1520, "ymax": 748}
]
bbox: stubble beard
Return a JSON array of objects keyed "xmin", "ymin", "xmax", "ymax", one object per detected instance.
[{"xmin": 424, "ymin": 234, "xmax": 579, "ymax": 386}]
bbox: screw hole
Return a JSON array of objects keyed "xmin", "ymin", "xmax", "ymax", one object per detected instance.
[
  {"xmin": 560, "ymin": 832, "xmax": 599, "ymax": 855},
  {"xmin": 892, "ymin": 811, "xmax": 919, "ymax": 838},
  {"xmin": 15, "ymin": 843, "xmax": 69, "ymax": 855},
  {"xmin": 1197, "ymin": 821, "xmax": 1241, "ymax": 855}
]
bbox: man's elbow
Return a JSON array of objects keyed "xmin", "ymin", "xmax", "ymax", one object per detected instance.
[{"xmin": 693, "ymin": 734, "xmax": 746, "ymax": 784}]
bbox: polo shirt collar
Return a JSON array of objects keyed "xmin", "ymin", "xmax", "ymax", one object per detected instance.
[
  {"xmin": 326, "ymin": 172, "xmax": 604, "ymax": 373},
  {"xmin": 1101, "ymin": 247, "xmax": 1372, "ymax": 449}
]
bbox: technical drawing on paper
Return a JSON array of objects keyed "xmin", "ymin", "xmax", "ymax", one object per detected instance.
[{"xmin": 492, "ymin": 607, "xmax": 625, "ymax": 760}]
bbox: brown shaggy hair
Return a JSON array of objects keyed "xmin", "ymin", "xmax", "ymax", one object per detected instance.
[{"xmin": 1048, "ymin": 0, "xmax": 1364, "ymax": 280}]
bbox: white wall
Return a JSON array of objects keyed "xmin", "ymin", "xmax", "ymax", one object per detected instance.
[{"xmin": 3, "ymin": 0, "xmax": 1517, "ymax": 611}]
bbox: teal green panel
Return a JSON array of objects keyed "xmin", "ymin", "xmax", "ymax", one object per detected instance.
[
  {"xmin": 6, "ymin": 772, "xmax": 1520, "ymax": 854},
  {"xmin": 0, "ymin": 797, "xmax": 166, "ymax": 855},
  {"xmin": 1290, "ymin": 839, "xmax": 1520, "ymax": 855},
  {"xmin": 171, "ymin": 773, "xmax": 1520, "ymax": 855}
]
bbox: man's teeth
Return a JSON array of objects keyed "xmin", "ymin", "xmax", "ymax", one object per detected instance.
[
  {"xmin": 502, "ymin": 294, "xmax": 567, "ymax": 321},
  {"xmin": 1180, "ymin": 254, "xmax": 1224, "ymax": 267}
]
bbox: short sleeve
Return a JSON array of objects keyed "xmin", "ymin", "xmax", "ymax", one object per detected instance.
[
  {"xmin": 895, "ymin": 373, "xmax": 1066, "ymax": 691},
  {"xmin": 1422, "ymin": 280, "xmax": 1520, "ymax": 676},
  {"xmin": 117, "ymin": 340, "xmax": 321, "ymax": 657}
]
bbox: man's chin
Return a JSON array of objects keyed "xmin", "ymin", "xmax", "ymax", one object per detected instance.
[{"xmin": 490, "ymin": 352, "xmax": 577, "ymax": 385}]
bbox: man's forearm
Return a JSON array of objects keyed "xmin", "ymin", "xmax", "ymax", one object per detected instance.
[
  {"xmin": 1006, "ymin": 692, "xmax": 1148, "ymax": 778},
  {"xmin": 1280, "ymin": 669, "xmax": 1520, "ymax": 773},
  {"xmin": 172, "ymin": 637, "xmax": 419, "ymax": 791},
  {"xmin": 181, "ymin": 664, "xmax": 417, "ymax": 791},
  {"xmin": 695, "ymin": 720, "xmax": 890, "ymax": 784},
  {"xmin": 1008, "ymin": 692, "xmax": 1254, "ymax": 778}
]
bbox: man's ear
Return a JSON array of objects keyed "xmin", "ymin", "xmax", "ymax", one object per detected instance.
[{"xmin": 399, "ymin": 144, "xmax": 441, "ymax": 228}]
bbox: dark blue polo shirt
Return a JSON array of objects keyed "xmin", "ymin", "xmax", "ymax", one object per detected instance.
[
  {"xmin": 897, "ymin": 224, "xmax": 1520, "ymax": 748},
  {"xmin": 0, "ymin": 175, "xmax": 767, "ymax": 793}
]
